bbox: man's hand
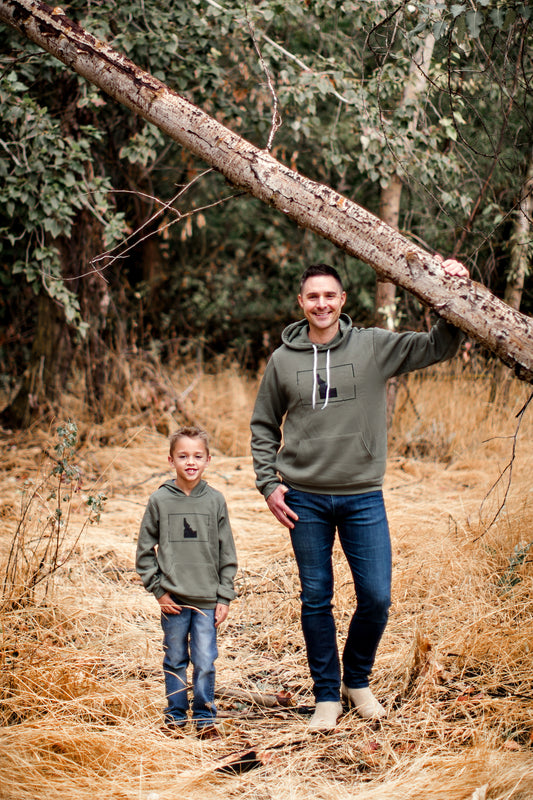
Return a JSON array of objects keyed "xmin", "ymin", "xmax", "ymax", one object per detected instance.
[
  {"xmin": 440, "ymin": 256, "xmax": 469, "ymax": 279},
  {"xmin": 215, "ymin": 602, "xmax": 229, "ymax": 628},
  {"xmin": 157, "ymin": 592, "xmax": 182, "ymax": 615},
  {"xmin": 266, "ymin": 484, "xmax": 299, "ymax": 530}
]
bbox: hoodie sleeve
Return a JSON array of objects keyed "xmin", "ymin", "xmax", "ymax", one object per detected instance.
[
  {"xmin": 373, "ymin": 318, "xmax": 464, "ymax": 381},
  {"xmin": 216, "ymin": 497, "xmax": 238, "ymax": 605},
  {"xmin": 135, "ymin": 496, "xmax": 166, "ymax": 599},
  {"xmin": 250, "ymin": 354, "xmax": 287, "ymax": 499}
]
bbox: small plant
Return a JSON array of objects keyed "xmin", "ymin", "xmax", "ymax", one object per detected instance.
[
  {"xmin": 497, "ymin": 541, "xmax": 533, "ymax": 594},
  {"xmin": 2, "ymin": 420, "xmax": 106, "ymax": 609}
]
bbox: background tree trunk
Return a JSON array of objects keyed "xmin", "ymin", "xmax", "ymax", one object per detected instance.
[
  {"xmin": 504, "ymin": 149, "xmax": 533, "ymax": 312},
  {"xmin": 374, "ymin": 26, "xmax": 437, "ymax": 332},
  {"xmin": 0, "ymin": 293, "xmax": 71, "ymax": 428},
  {"xmin": 65, "ymin": 208, "xmax": 111, "ymax": 423},
  {"xmin": 376, "ymin": 175, "xmax": 403, "ymax": 429},
  {"xmin": 490, "ymin": 149, "xmax": 533, "ymax": 402},
  {"xmin": 0, "ymin": 191, "xmax": 110, "ymax": 429},
  {"xmin": 375, "ymin": 176, "xmax": 402, "ymax": 334},
  {"xmin": 375, "ymin": 25, "xmax": 437, "ymax": 426},
  {"xmin": 1, "ymin": 0, "xmax": 533, "ymax": 383}
]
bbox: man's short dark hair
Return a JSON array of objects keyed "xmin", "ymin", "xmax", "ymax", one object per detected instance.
[{"xmin": 299, "ymin": 263, "xmax": 344, "ymax": 293}]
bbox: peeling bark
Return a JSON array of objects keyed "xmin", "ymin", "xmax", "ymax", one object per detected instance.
[{"xmin": 1, "ymin": 0, "xmax": 533, "ymax": 382}]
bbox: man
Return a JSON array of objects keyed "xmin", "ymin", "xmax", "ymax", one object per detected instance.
[{"xmin": 250, "ymin": 258, "xmax": 468, "ymax": 730}]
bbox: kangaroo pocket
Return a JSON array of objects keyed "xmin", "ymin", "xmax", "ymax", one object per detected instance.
[
  {"xmin": 279, "ymin": 432, "xmax": 375, "ymax": 487},
  {"xmin": 162, "ymin": 553, "xmax": 219, "ymax": 601}
]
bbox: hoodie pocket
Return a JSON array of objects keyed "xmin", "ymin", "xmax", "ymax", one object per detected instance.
[
  {"xmin": 281, "ymin": 432, "xmax": 375, "ymax": 486},
  {"xmin": 166, "ymin": 560, "xmax": 219, "ymax": 601}
]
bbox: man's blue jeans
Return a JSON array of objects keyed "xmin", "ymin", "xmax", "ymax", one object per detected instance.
[
  {"xmin": 286, "ymin": 488, "xmax": 391, "ymax": 702},
  {"xmin": 161, "ymin": 605, "xmax": 218, "ymax": 726}
]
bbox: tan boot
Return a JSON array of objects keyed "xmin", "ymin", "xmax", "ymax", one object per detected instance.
[
  {"xmin": 308, "ymin": 701, "xmax": 343, "ymax": 731},
  {"xmin": 341, "ymin": 683, "xmax": 386, "ymax": 719}
]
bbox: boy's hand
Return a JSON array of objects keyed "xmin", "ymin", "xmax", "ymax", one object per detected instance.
[
  {"xmin": 157, "ymin": 592, "xmax": 182, "ymax": 615},
  {"xmin": 215, "ymin": 602, "xmax": 229, "ymax": 628}
]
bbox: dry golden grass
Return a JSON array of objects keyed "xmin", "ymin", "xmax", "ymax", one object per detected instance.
[{"xmin": 1, "ymin": 363, "xmax": 532, "ymax": 800}]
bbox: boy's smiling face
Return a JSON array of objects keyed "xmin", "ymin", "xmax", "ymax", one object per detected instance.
[{"xmin": 169, "ymin": 436, "xmax": 211, "ymax": 493}]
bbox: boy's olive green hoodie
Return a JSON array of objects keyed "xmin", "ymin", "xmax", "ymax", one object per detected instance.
[
  {"xmin": 136, "ymin": 479, "xmax": 237, "ymax": 608},
  {"xmin": 251, "ymin": 314, "xmax": 462, "ymax": 499}
]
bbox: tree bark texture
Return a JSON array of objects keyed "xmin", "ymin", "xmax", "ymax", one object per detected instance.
[
  {"xmin": 376, "ymin": 17, "xmax": 437, "ymax": 429},
  {"xmin": 0, "ymin": 292, "xmax": 71, "ymax": 428},
  {"xmin": 505, "ymin": 149, "xmax": 533, "ymax": 313},
  {"xmin": 489, "ymin": 150, "xmax": 533, "ymax": 402},
  {"xmin": 375, "ymin": 175, "xmax": 402, "ymax": 333},
  {"xmin": 376, "ymin": 176, "xmax": 402, "ymax": 430},
  {"xmin": 1, "ymin": 0, "xmax": 533, "ymax": 383},
  {"xmin": 374, "ymin": 25, "xmax": 437, "ymax": 333}
]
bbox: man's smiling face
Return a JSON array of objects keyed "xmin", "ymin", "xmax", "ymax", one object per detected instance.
[{"xmin": 298, "ymin": 274, "xmax": 347, "ymax": 344}]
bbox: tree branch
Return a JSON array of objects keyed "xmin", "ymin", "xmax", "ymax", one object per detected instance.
[{"xmin": 475, "ymin": 392, "xmax": 533, "ymax": 540}]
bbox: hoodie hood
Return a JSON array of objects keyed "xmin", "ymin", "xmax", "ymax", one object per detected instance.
[
  {"xmin": 158, "ymin": 478, "xmax": 209, "ymax": 497},
  {"xmin": 281, "ymin": 313, "xmax": 353, "ymax": 351}
]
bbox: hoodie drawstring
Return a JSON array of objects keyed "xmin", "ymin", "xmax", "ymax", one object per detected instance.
[{"xmin": 312, "ymin": 345, "xmax": 331, "ymax": 410}]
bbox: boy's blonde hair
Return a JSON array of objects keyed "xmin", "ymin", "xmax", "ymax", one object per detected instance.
[{"xmin": 169, "ymin": 426, "xmax": 210, "ymax": 457}]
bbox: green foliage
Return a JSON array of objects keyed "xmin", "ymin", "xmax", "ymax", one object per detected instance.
[
  {"xmin": 52, "ymin": 421, "xmax": 80, "ymax": 480},
  {"xmin": 0, "ymin": 54, "xmax": 126, "ymax": 329},
  {"xmin": 431, "ymin": 1, "xmax": 531, "ymax": 46}
]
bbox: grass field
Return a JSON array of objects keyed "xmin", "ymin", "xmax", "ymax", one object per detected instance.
[{"xmin": 1, "ymin": 364, "xmax": 532, "ymax": 800}]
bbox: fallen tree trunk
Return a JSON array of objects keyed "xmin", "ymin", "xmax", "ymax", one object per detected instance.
[{"xmin": 2, "ymin": 0, "xmax": 533, "ymax": 383}]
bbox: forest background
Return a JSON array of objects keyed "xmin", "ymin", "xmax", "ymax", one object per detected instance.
[{"xmin": 0, "ymin": 0, "xmax": 532, "ymax": 428}]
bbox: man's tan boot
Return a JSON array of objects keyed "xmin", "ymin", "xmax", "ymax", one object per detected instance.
[
  {"xmin": 308, "ymin": 701, "xmax": 343, "ymax": 731},
  {"xmin": 341, "ymin": 683, "xmax": 386, "ymax": 719}
]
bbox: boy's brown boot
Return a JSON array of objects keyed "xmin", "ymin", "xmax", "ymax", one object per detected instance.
[{"xmin": 160, "ymin": 721, "xmax": 187, "ymax": 737}]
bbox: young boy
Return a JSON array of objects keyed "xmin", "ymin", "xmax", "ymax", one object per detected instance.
[{"xmin": 136, "ymin": 426, "xmax": 237, "ymax": 735}]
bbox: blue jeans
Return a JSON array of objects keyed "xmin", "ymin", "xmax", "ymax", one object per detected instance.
[
  {"xmin": 286, "ymin": 488, "xmax": 391, "ymax": 702},
  {"xmin": 161, "ymin": 605, "xmax": 218, "ymax": 726}
]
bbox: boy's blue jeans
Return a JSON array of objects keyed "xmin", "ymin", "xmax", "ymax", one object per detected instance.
[
  {"xmin": 161, "ymin": 605, "xmax": 218, "ymax": 726},
  {"xmin": 286, "ymin": 488, "xmax": 392, "ymax": 702}
]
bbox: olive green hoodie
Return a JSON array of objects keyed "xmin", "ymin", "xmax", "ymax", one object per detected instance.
[
  {"xmin": 250, "ymin": 314, "xmax": 462, "ymax": 498},
  {"xmin": 136, "ymin": 479, "xmax": 237, "ymax": 608}
]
